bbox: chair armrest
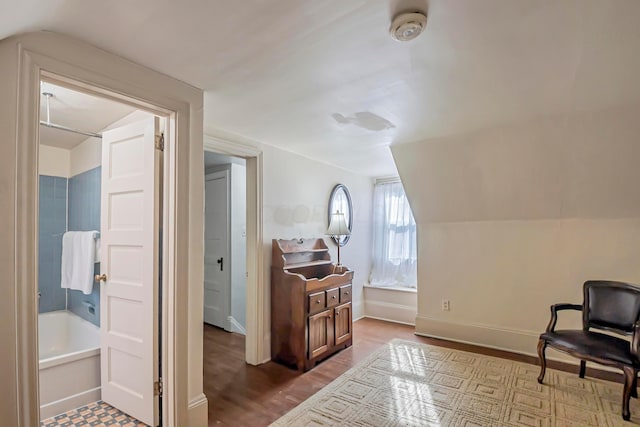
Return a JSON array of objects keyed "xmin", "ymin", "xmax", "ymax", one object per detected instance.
[
  {"xmin": 632, "ymin": 321, "xmax": 640, "ymax": 359},
  {"xmin": 545, "ymin": 303, "xmax": 582, "ymax": 333}
]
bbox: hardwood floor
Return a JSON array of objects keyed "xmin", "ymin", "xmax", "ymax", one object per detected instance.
[{"xmin": 203, "ymin": 317, "xmax": 621, "ymax": 426}]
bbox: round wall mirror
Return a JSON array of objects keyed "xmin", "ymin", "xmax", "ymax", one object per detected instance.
[{"xmin": 327, "ymin": 184, "xmax": 353, "ymax": 247}]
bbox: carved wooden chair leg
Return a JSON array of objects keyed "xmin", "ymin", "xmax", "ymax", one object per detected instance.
[
  {"xmin": 579, "ymin": 360, "xmax": 586, "ymax": 378},
  {"xmin": 622, "ymin": 366, "xmax": 635, "ymax": 421},
  {"xmin": 537, "ymin": 339, "xmax": 547, "ymax": 384},
  {"xmin": 633, "ymin": 371, "xmax": 639, "ymax": 399}
]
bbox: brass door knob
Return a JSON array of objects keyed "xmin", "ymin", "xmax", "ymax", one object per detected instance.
[{"xmin": 95, "ymin": 274, "xmax": 107, "ymax": 282}]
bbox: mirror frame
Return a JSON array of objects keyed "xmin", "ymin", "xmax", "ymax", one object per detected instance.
[{"xmin": 327, "ymin": 183, "xmax": 353, "ymax": 247}]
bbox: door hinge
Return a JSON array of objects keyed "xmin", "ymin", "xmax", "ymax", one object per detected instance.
[
  {"xmin": 155, "ymin": 133, "xmax": 165, "ymax": 151},
  {"xmin": 154, "ymin": 379, "xmax": 163, "ymax": 396}
]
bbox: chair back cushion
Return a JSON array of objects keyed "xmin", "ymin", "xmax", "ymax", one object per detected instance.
[{"xmin": 584, "ymin": 281, "xmax": 640, "ymax": 334}]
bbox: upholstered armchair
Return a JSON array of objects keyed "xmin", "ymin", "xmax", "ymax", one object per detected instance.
[{"xmin": 537, "ymin": 280, "xmax": 640, "ymax": 421}]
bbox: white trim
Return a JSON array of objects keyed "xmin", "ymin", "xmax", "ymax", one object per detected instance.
[
  {"xmin": 365, "ymin": 300, "xmax": 417, "ymax": 326},
  {"xmin": 204, "ymin": 134, "xmax": 261, "ymax": 157},
  {"xmin": 227, "ymin": 316, "xmax": 247, "ymax": 335},
  {"xmin": 374, "ymin": 176, "xmax": 401, "ymax": 184},
  {"xmin": 203, "ymin": 134, "xmax": 265, "ymax": 365},
  {"xmin": 40, "ymin": 386, "xmax": 102, "ymax": 420},
  {"xmin": 363, "ymin": 315, "xmax": 416, "ymax": 327},
  {"xmin": 363, "ymin": 284, "xmax": 417, "ymax": 293},
  {"xmin": 187, "ymin": 394, "xmax": 208, "ymax": 427},
  {"xmin": 352, "ymin": 300, "xmax": 364, "ymax": 321},
  {"xmin": 415, "ymin": 315, "xmax": 539, "ymax": 355},
  {"xmin": 414, "ymin": 315, "xmax": 619, "ymax": 370},
  {"xmin": 6, "ymin": 32, "xmax": 203, "ymax": 427}
]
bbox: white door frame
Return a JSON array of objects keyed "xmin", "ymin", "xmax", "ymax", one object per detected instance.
[
  {"xmin": 203, "ymin": 135, "xmax": 266, "ymax": 365},
  {"xmin": 2, "ymin": 32, "xmax": 205, "ymax": 426}
]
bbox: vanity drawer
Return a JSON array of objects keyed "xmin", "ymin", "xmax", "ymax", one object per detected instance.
[
  {"xmin": 340, "ymin": 285, "xmax": 352, "ymax": 303},
  {"xmin": 308, "ymin": 291, "xmax": 326, "ymax": 314},
  {"xmin": 326, "ymin": 288, "xmax": 340, "ymax": 308}
]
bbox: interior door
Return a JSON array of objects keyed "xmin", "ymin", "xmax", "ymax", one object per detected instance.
[
  {"xmin": 100, "ymin": 117, "xmax": 160, "ymax": 426},
  {"xmin": 204, "ymin": 170, "xmax": 231, "ymax": 329}
]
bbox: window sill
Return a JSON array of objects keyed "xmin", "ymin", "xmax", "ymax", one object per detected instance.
[{"xmin": 364, "ymin": 284, "xmax": 417, "ymax": 294}]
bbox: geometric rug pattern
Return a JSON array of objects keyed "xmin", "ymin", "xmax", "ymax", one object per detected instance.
[
  {"xmin": 271, "ymin": 339, "xmax": 640, "ymax": 426},
  {"xmin": 41, "ymin": 400, "xmax": 148, "ymax": 427}
]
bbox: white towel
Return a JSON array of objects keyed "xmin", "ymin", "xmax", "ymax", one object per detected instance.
[{"xmin": 61, "ymin": 231, "xmax": 99, "ymax": 295}]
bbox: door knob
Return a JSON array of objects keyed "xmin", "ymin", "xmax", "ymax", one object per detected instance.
[
  {"xmin": 217, "ymin": 257, "xmax": 224, "ymax": 271},
  {"xmin": 95, "ymin": 274, "xmax": 107, "ymax": 282}
]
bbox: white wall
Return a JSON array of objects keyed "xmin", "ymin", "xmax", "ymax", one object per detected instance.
[
  {"xmin": 392, "ymin": 105, "xmax": 640, "ymax": 359},
  {"xmin": 70, "ymin": 139, "xmax": 101, "ymax": 177},
  {"xmin": 39, "ymin": 145, "xmax": 70, "ymax": 178},
  {"xmin": 262, "ymin": 144, "xmax": 374, "ymax": 355}
]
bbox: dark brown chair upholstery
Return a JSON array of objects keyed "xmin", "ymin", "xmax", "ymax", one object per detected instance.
[{"xmin": 537, "ymin": 280, "xmax": 640, "ymax": 421}]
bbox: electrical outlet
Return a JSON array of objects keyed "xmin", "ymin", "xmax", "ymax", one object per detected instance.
[{"xmin": 441, "ymin": 299, "xmax": 450, "ymax": 311}]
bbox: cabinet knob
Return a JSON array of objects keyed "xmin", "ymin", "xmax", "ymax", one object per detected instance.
[
  {"xmin": 335, "ymin": 312, "xmax": 339, "ymax": 316},
  {"xmin": 345, "ymin": 291, "xmax": 350, "ymax": 295},
  {"xmin": 332, "ymin": 295, "xmax": 337, "ymax": 299},
  {"xmin": 316, "ymin": 300, "xmax": 321, "ymax": 304}
]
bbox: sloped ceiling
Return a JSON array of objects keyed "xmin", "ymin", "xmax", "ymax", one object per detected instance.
[{"xmin": 2, "ymin": 0, "xmax": 640, "ymax": 176}]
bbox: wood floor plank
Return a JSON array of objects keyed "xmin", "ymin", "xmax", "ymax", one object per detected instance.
[{"xmin": 203, "ymin": 317, "xmax": 622, "ymax": 426}]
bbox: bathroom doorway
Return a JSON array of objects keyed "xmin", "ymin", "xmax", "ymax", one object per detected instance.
[{"xmin": 37, "ymin": 79, "xmax": 165, "ymax": 426}]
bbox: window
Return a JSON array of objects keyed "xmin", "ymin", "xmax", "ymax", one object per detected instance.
[{"xmin": 369, "ymin": 180, "xmax": 417, "ymax": 288}]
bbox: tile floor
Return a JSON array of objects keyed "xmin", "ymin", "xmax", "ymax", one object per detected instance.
[{"xmin": 41, "ymin": 401, "xmax": 148, "ymax": 427}]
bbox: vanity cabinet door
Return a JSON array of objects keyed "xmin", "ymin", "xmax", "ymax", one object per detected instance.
[
  {"xmin": 308, "ymin": 310, "xmax": 334, "ymax": 359},
  {"xmin": 334, "ymin": 302, "xmax": 352, "ymax": 346}
]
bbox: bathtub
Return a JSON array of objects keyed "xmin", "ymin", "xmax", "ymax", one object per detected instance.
[{"xmin": 39, "ymin": 311, "xmax": 101, "ymax": 419}]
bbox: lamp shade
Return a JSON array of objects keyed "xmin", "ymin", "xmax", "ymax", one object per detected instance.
[{"xmin": 327, "ymin": 211, "xmax": 351, "ymax": 236}]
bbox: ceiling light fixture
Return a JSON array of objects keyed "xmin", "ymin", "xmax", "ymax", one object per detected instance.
[{"xmin": 389, "ymin": 11, "xmax": 427, "ymax": 42}]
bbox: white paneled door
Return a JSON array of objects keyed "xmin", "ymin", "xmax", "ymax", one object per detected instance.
[
  {"xmin": 204, "ymin": 170, "xmax": 230, "ymax": 329},
  {"xmin": 100, "ymin": 118, "xmax": 160, "ymax": 426}
]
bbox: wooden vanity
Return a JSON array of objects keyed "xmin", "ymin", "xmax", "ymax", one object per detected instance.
[{"xmin": 271, "ymin": 238, "xmax": 354, "ymax": 371}]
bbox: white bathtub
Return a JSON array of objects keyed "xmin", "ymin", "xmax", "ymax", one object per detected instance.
[{"xmin": 39, "ymin": 311, "xmax": 101, "ymax": 419}]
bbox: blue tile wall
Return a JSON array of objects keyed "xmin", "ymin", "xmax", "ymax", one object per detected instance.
[
  {"xmin": 67, "ymin": 167, "xmax": 102, "ymax": 326},
  {"xmin": 38, "ymin": 176, "xmax": 68, "ymax": 313}
]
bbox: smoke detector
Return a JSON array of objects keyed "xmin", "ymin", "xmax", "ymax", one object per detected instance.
[{"xmin": 389, "ymin": 12, "xmax": 427, "ymax": 42}]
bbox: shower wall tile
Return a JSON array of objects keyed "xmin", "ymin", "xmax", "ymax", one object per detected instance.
[
  {"xmin": 67, "ymin": 167, "xmax": 102, "ymax": 326},
  {"xmin": 38, "ymin": 175, "xmax": 67, "ymax": 314},
  {"xmin": 68, "ymin": 167, "xmax": 101, "ymax": 231}
]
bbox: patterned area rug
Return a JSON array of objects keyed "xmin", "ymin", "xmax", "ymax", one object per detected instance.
[{"xmin": 271, "ymin": 339, "xmax": 640, "ymax": 426}]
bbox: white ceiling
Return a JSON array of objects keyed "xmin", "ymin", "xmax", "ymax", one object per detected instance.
[
  {"xmin": 3, "ymin": 0, "xmax": 640, "ymax": 176},
  {"xmin": 39, "ymin": 82, "xmax": 136, "ymax": 149}
]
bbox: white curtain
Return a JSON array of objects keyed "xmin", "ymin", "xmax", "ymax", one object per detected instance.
[{"xmin": 369, "ymin": 181, "xmax": 417, "ymax": 288}]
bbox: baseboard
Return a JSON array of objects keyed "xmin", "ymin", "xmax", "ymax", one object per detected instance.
[
  {"xmin": 187, "ymin": 393, "xmax": 208, "ymax": 427},
  {"xmin": 414, "ymin": 315, "xmax": 618, "ymax": 372},
  {"xmin": 40, "ymin": 386, "xmax": 101, "ymax": 420},
  {"xmin": 227, "ymin": 316, "xmax": 246, "ymax": 335},
  {"xmin": 365, "ymin": 300, "xmax": 416, "ymax": 325},
  {"xmin": 363, "ymin": 314, "xmax": 416, "ymax": 327},
  {"xmin": 353, "ymin": 300, "xmax": 364, "ymax": 320},
  {"xmin": 261, "ymin": 334, "xmax": 271, "ymax": 364}
]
